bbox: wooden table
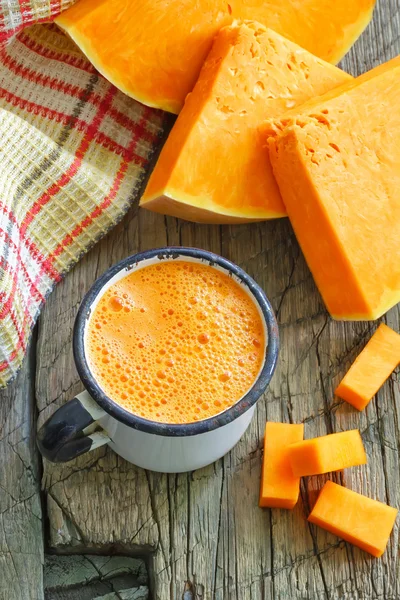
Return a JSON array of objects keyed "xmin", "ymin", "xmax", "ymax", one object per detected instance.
[{"xmin": 1, "ymin": 2, "xmax": 400, "ymax": 598}]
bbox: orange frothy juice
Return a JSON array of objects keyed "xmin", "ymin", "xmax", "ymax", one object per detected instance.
[{"xmin": 86, "ymin": 261, "xmax": 265, "ymax": 424}]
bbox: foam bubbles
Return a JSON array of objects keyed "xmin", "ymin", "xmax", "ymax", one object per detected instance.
[{"xmin": 86, "ymin": 260, "xmax": 264, "ymax": 425}]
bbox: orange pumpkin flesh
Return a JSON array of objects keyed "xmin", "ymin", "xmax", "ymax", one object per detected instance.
[
  {"xmin": 141, "ymin": 23, "xmax": 352, "ymax": 224},
  {"xmin": 288, "ymin": 430, "xmax": 367, "ymax": 477},
  {"xmin": 259, "ymin": 422, "xmax": 304, "ymax": 510},
  {"xmin": 268, "ymin": 57, "xmax": 400, "ymax": 320},
  {"xmin": 55, "ymin": 0, "xmax": 375, "ymax": 113},
  {"xmin": 335, "ymin": 324, "xmax": 400, "ymax": 411},
  {"xmin": 309, "ymin": 481, "xmax": 398, "ymax": 558}
]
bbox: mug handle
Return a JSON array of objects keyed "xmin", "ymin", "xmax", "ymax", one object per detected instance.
[{"xmin": 37, "ymin": 391, "xmax": 111, "ymax": 463}]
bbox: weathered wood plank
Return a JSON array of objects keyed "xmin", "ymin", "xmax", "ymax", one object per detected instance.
[
  {"xmin": 0, "ymin": 342, "xmax": 44, "ymax": 600},
  {"xmin": 44, "ymin": 554, "xmax": 148, "ymax": 600},
  {"xmin": 36, "ymin": 2, "xmax": 400, "ymax": 599}
]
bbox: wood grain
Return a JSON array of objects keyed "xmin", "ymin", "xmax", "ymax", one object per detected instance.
[
  {"xmin": 0, "ymin": 342, "xmax": 43, "ymax": 600},
  {"xmin": 44, "ymin": 554, "xmax": 148, "ymax": 599},
  {"xmin": 33, "ymin": 1, "xmax": 400, "ymax": 598}
]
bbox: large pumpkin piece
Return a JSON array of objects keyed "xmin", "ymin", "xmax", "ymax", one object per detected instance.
[
  {"xmin": 56, "ymin": 0, "xmax": 375, "ymax": 113},
  {"xmin": 267, "ymin": 56, "xmax": 400, "ymax": 321},
  {"xmin": 141, "ymin": 23, "xmax": 351, "ymax": 224}
]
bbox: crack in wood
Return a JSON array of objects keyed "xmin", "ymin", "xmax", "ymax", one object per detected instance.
[{"xmin": 212, "ymin": 458, "xmax": 225, "ymax": 600}]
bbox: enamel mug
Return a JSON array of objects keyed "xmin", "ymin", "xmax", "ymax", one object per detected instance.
[{"xmin": 37, "ymin": 247, "xmax": 279, "ymax": 473}]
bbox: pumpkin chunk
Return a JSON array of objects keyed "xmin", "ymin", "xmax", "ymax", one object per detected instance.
[
  {"xmin": 309, "ymin": 481, "xmax": 398, "ymax": 557},
  {"xmin": 56, "ymin": 0, "xmax": 375, "ymax": 113},
  {"xmin": 335, "ymin": 324, "xmax": 400, "ymax": 411},
  {"xmin": 141, "ymin": 23, "xmax": 351, "ymax": 224},
  {"xmin": 268, "ymin": 57, "xmax": 400, "ymax": 320},
  {"xmin": 259, "ymin": 422, "xmax": 304, "ymax": 509},
  {"xmin": 288, "ymin": 430, "xmax": 367, "ymax": 477}
]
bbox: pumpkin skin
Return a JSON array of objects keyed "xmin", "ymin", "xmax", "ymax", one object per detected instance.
[
  {"xmin": 141, "ymin": 23, "xmax": 351, "ymax": 224},
  {"xmin": 268, "ymin": 56, "xmax": 400, "ymax": 320},
  {"xmin": 56, "ymin": 0, "xmax": 375, "ymax": 113}
]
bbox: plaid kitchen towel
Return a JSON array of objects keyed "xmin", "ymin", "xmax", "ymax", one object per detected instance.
[{"xmin": 0, "ymin": 1, "xmax": 165, "ymax": 387}]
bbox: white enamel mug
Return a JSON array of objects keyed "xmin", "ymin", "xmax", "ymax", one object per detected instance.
[{"xmin": 37, "ymin": 247, "xmax": 279, "ymax": 473}]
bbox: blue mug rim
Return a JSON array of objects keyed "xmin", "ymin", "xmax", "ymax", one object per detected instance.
[{"xmin": 73, "ymin": 247, "xmax": 279, "ymax": 437}]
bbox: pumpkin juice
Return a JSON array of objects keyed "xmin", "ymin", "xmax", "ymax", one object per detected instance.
[{"xmin": 86, "ymin": 261, "xmax": 265, "ymax": 424}]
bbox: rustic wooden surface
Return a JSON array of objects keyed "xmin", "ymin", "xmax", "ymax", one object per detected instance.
[
  {"xmin": 0, "ymin": 341, "xmax": 43, "ymax": 600},
  {"xmin": 44, "ymin": 555, "xmax": 149, "ymax": 599},
  {"xmin": 1, "ymin": 1, "xmax": 400, "ymax": 598}
]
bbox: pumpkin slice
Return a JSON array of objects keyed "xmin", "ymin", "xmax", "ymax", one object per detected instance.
[
  {"xmin": 267, "ymin": 56, "xmax": 400, "ymax": 320},
  {"xmin": 141, "ymin": 23, "xmax": 352, "ymax": 224},
  {"xmin": 288, "ymin": 430, "xmax": 367, "ymax": 477},
  {"xmin": 308, "ymin": 481, "xmax": 398, "ymax": 558},
  {"xmin": 335, "ymin": 324, "xmax": 400, "ymax": 411},
  {"xmin": 259, "ymin": 422, "xmax": 304, "ymax": 509},
  {"xmin": 55, "ymin": 0, "xmax": 375, "ymax": 113}
]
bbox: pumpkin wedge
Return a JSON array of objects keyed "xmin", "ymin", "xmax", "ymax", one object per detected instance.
[
  {"xmin": 55, "ymin": 0, "xmax": 375, "ymax": 113},
  {"xmin": 141, "ymin": 23, "xmax": 352, "ymax": 224},
  {"xmin": 267, "ymin": 56, "xmax": 400, "ymax": 320}
]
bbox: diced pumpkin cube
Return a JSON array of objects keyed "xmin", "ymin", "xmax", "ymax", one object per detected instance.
[
  {"xmin": 288, "ymin": 430, "xmax": 367, "ymax": 477},
  {"xmin": 259, "ymin": 422, "xmax": 304, "ymax": 509},
  {"xmin": 336, "ymin": 324, "xmax": 400, "ymax": 411},
  {"xmin": 309, "ymin": 481, "xmax": 398, "ymax": 557}
]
